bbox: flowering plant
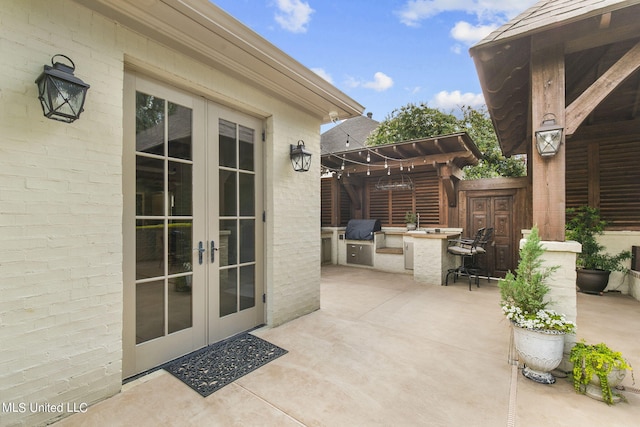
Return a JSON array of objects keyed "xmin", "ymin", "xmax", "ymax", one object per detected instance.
[
  {"xmin": 502, "ymin": 305, "xmax": 576, "ymax": 333},
  {"xmin": 499, "ymin": 226, "xmax": 575, "ymax": 333}
]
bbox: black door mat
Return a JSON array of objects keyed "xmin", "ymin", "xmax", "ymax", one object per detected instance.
[{"xmin": 163, "ymin": 333, "xmax": 288, "ymax": 397}]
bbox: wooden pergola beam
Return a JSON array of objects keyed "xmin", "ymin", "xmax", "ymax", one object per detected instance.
[{"xmin": 565, "ymin": 40, "xmax": 640, "ymax": 135}]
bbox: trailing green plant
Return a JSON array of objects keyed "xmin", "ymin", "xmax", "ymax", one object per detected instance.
[
  {"xmin": 404, "ymin": 211, "xmax": 417, "ymax": 224},
  {"xmin": 499, "ymin": 226, "xmax": 575, "ymax": 333},
  {"xmin": 570, "ymin": 340, "xmax": 634, "ymax": 405},
  {"xmin": 565, "ymin": 206, "xmax": 631, "ymax": 271}
]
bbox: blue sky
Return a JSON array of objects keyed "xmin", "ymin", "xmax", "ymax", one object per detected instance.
[{"xmin": 211, "ymin": 0, "xmax": 538, "ymax": 122}]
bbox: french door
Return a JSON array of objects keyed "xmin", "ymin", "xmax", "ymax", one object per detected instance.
[{"xmin": 123, "ymin": 73, "xmax": 264, "ymax": 378}]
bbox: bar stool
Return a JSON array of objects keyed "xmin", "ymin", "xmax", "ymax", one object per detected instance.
[{"xmin": 445, "ymin": 227, "xmax": 493, "ymax": 290}]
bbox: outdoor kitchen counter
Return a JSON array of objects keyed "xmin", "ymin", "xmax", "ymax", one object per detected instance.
[
  {"xmin": 406, "ymin": 232, "xmax": 460, "ymax": 239},
  {"xmin": 404, "ymin": 232, "xmax": 461, "ymax": 285}
]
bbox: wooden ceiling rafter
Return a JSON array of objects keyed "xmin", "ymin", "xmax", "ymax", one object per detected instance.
[
  {"xmin": 565, "ymin": 40, "xmax": 640, "ymax": 136},
  {"xmin": 412, "ymin": 142, "xmax": 429, "ymax": 156},
  {"xmin": 565, "ymin": 11, "xmax": 640, "ymax": 54},
  {"xmin": 566, "ymin": 45, "xmax": 610, "ymax": 104},
  {"xmin": 471, "ymin": 2, "xmax": 640, "ymax": 156}
]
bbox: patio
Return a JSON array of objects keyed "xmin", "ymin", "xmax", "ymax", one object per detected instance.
[{"xmin": 55, "ymin": 265, "xmax": 640, "ymax": 426}]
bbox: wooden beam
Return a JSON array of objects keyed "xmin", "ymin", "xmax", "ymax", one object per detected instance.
[
  {"xmin": 331, "ymin": 176, "xmax": 340, "ymax": 226},
  {"xmin": 599, "ymin": 12, "xmax": 611, "ymax": 30},
  {"xmin": 565, "ymin": 20, "xmax": 640, "ymax": 54},
  {"xmin": 341, "ymin": 177, "xmax": 362, "ymax": 211},
  {"xmin": 565, "ymin": 40, "xmax": 640, "ymax": 135},
  {"xmin": 531, "ymin": 40, "xmax": 566, "ymax": 241}
]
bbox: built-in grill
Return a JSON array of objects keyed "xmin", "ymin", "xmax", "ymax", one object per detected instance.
[
  {"xmin": 344, "ymin": 219, "xmax": 381, "ymax": 266},
  {"xmin": 344, "ymin": 219, "xmax": 381, "ymax": 241}
]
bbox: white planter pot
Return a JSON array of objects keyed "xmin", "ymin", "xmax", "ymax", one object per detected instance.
[
  {"xmin": 512, "ymin": 325, "xmax": 565, "ymax": 384},
  {"xmin": 585, "ymin": 367, "xmax": 626, "ymax": 403}
]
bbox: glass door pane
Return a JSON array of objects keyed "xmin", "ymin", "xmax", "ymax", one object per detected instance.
[
  {"xmin": 135, "ymin": 93, "xmax": 194, "ymax": 343},
  {"xmin": 218, "ymin": 119, "xmax": 256, "ymax": 317}
]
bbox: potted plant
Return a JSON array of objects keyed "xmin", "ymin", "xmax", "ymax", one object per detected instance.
[
  {"xmin": 570, "ymin": 340, "xmax": 634, "ymax": 404},
  {"xmin": 499, "ymin": 226, "xmax": 576, "ymax": 384},
  {"xmin": 405, "ymin": 211, "xmax": 417, "ymax": 231},
  {"xmin": 565, "ymin": 206, "xmax": 631, "ymax": 294}
]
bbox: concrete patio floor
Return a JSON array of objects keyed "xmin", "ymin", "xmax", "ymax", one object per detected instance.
[{"xmin": 55, "ymin": 265, "xmax": 640, "ymax": 426}]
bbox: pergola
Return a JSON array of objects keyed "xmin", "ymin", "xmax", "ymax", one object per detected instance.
[
  {"xmin": 470, "ymin": 0, "xmax": 640, "ymax": 241},
  {"xmin": 321, "ymin": 133, "xmax": 482, "ymax": 226}
]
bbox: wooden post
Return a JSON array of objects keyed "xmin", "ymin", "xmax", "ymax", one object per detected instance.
[
  {"xmin": 531, "ymin": 40, "xmax": 566, "ymax": 241},
  {"xmin": 331, "ymin": 176, "xmax": 340, "ymax": 226}
]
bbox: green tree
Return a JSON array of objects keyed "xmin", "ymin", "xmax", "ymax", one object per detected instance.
[
  {"xmin": 365, "ymin": 103, "xmax": 525, "ymax": 179},
  {"xmin": 365, "ymin": 102, "xmax": 460, "ymax": 146},
  {"xmin": 459, "ymin": 106, "xmax": 525, "ymax": 179}
]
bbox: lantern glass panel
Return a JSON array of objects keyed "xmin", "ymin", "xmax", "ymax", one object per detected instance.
[
  {"xmin": 536, "ymin": 129, "xmax": 562, "ymax": 156},
  {"xmin": 302, "ymin": 153, "xmax": 312, "ymax": 171}
]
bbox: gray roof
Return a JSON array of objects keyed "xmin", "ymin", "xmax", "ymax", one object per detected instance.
[
  {"xmin": 474, "ymin": 0, "xmax": 640, "ymax": 48},
  {"xmin": 469, "ymin": 0, "xmax": 640, "ymax": 155},
  {"xmin": 321, "ymin": 115, "xmax": 379, "ymax": 155}
]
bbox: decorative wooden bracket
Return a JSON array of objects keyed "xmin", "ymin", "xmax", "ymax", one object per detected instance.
[{"xmin": 437, "ymin": 163, "xmax": 462, "ymax": 207}]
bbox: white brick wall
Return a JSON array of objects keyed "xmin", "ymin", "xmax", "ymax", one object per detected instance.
[
  {"xmin": 1, "ymin": 0, "xmax": 324, "ymax": 425},
  {"xmin": 1, "ymin": 1, "xmax": 124, "ymax": 425},
  {"xmin": 267, "ymin": 111, "xmax": 322, "ymax": 327}
]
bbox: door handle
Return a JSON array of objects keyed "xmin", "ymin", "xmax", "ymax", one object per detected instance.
[
  {"xmin": 198, "ymin": 241, "xmax": 205, "ymax": 265},
  {"xmin": 211, "ymin": 240, "xmax": 218, "ymax": 263}
]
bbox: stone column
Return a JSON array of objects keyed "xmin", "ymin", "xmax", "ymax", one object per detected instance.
[{"xmin": 539, "ymin": 238, "xmax": 582, "ymax": 371}]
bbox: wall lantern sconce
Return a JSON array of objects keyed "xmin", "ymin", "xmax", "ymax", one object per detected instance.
[
  {"xmin": 290, "ymin": 140, "xmax": 312, "ymax": 172},
  {"xmin": 35, "ymin": 54, "xmax": 90, "ymax": 123},
  {"xmin": 535, "ymin": 113, "xmax": 563, "ymax": 157}
]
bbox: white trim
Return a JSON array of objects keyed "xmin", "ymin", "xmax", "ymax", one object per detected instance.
[{"xmin": 73, "ymin": 0, "xmax": 364, "ymax": 122}]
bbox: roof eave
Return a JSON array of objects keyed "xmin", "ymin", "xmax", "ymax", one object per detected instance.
[{"xmin": 73, "ymin": 0, "xmax": 364, "ymax": 122}]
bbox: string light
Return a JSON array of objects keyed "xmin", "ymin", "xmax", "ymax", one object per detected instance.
[{"xmin": 322, "ymin": 118, "xmax": 426, "ymax": 180}]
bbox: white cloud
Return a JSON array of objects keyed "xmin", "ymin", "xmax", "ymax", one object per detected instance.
[
  {"xmin": 363, "ymin": 72, "xmax": 394, "ymax": 91},
  {"xmin": 396, "ymin": 0, "xmax": 537, "ymax": 27},
  {"xmin": 273, "ymin": 0, "xmax": 314, "ymax": 33},
  {"xmin": 430, "ymin": 90, "xmax": 485, "ymax": 110},
  {"xmin": 345, "ymin": 72, "xmax": 394, "ymax": 92},
  {"xmin": 344, "ymin": 76, "xmax": 360, "ymax": 89},
  {"xmin": 450, "ymin": 21, "xmax": 498, "ymax": 45},
  {"xmin": 311, "ymin": 68, "xmax": 334, "ymax": 84}
]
